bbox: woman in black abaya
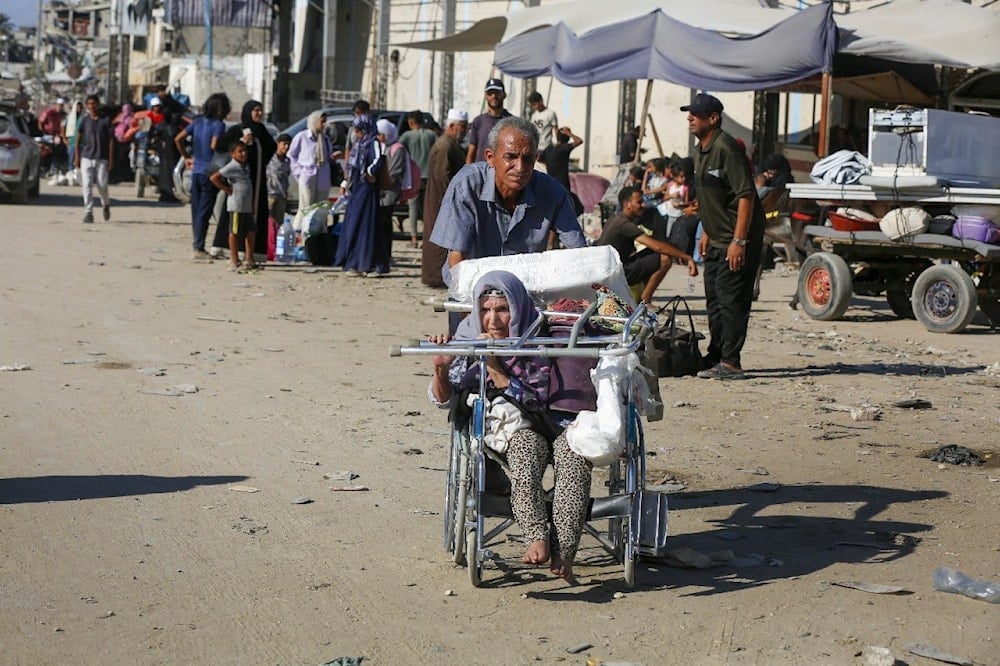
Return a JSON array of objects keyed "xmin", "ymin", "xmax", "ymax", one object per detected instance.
[{"xmin": 211, "ymin": 100, "xmax": 276, "ymax": 259}]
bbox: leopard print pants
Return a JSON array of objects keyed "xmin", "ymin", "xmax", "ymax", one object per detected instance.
[{"xmin": 506, "ymin": 429, "xmax": 593, "ymax": 563}]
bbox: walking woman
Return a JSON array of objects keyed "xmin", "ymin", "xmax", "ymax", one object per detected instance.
[
  {"xmin": 210, "ymin": 100, "xmax": 276, "ymax": 260},
  {"xmin": 334, "ymin": 114, "xmax": 386, "ymax": 276},
  {"xmin": 174, "ymin": 92, "xmax": 230, "ymax": 261}
]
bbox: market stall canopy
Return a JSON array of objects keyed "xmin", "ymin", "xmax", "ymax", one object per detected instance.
[
  {"xmin": 402, "ymin": 0, "xmax": 1000, "ymax": 73},
  {"xmin": 493, "ymin": 3, "xmax": 835, "ymax": 90},
  {"xmin": 401, "ymin": 0, "xmax": 798, "ymax": 52}
]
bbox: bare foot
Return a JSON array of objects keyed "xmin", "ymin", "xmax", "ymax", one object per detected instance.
[
  {"xmin": 522, "ymin": 539, "xmax": 549, "ymax": 565},
  {"xmin": 550, "ymin": 555, "xmax": 576, "ymax": 584}
]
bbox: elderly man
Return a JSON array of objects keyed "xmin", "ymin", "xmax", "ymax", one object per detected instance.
[
  {"xmin": 683, "ymin": 93, "xmax": 765, "ymax": 380},
  {"xmin": 430, "ymin": 116, "xmax": 586, "ymax": 287},
  {"xmin": 466, "ymin": 78, "xmax": 513, "ymax": 164},
  {"xmin": 288, "ymin": 110, "xmax": 335, "ymax": 213},
  {"xmin": 422, "ymin": 108, "xmax": 469, "ymax": 287}
]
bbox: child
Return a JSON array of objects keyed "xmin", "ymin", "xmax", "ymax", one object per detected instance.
[
  {"xmin": 658, "ymin": 162, "xmax": 691, "ymax": 231},
  {"xmin": 210, "ymin": 141, "xmax": 257, "ymax": 271},
  {"xmin": 266, "ymin": 133, "xmax": 292, "ymax": 260}
]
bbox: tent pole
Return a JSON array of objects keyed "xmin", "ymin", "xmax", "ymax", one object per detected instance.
[
  {"xmin": 647, "ymin": 115, "xmax": 664, "ymax": 158},
  {"xmin": 634, "ymin": 79, "xmax": 654, "ymax": 165},
  {"xmin": 584, "ymin": 85, "xmax": 592, "ymax": 172},
  {"xmin": 818, "ymin": 71, "xmax": 831, "ymax": 158}
]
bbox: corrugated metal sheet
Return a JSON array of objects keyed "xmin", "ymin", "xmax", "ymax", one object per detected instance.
[{"xmin": 167, "ymin": 0, "xmax": 272, "ymax": 28}]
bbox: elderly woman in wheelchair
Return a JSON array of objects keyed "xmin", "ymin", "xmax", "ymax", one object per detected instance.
[{"xmin": 428, "ymin": 270, "xmax": 592, "ymax": 582}]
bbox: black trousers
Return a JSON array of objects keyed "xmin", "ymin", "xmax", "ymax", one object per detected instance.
[{"xmin": 702, "ymin": 240, "xmax": 762, "ymax": 368}]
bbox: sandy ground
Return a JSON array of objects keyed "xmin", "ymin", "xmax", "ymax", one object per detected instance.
[{"xmin": 1, "ymin": 181, "xmax": 998, "ymax": 666}]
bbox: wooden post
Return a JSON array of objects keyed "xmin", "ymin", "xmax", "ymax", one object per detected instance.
[
  {"xmin": 647, "ymin": 114, "xmax": 664, "ymax": 158},
  {"xmin": 633, "ymin": 79, "xmax": 654, "ymax": 165},
  {"xmin": 818, "ymin": 71, "xmax": 832, "ymax": 158}
]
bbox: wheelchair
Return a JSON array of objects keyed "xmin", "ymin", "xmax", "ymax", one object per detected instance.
[{"xmin": 394, "ymin": 300, "xmax": 669, "ymax": 588}]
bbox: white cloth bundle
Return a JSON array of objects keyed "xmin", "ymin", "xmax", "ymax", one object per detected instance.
[{"xmin": 449, "ymin": 246, "xmax": 634, "ymax": 307}]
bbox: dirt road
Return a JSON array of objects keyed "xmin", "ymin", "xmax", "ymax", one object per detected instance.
[{"xmin": 1, "ymin": 182, "xmax": 997, "ymax": 665}]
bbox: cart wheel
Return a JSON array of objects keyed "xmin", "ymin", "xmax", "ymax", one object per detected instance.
[
  {"xmin": 886, "ymin": 285, "xmax": 915, "ymax": 319},
  {"xmin": 466, "ymin": 529, "xmax": 482, "ymax": 587},
  {"xmin": 979, "ymin": 297, "xmax": 1000, "ymax": 329},
  {"xmin": 910, "ymin": 264, "xmax": 978, "ymax": 334},
  {"xmin": 798, "ymin": 252, "xmax": 852, "ymax": 321}
]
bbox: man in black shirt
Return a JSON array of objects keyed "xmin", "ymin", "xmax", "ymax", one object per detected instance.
[
  {"xmin": 683, "ymin": 93, "xmax": 765, "ymax": 380},
  {"xmin": 596, "ymin": 185, "xmax": 697, "ymax": 304},
  {"xmin": 75, "ymin": 94, "xmax": 112, "ymax": 223},
  {"xmin": 544, "ymin": 126, "xmax": 581, "ymax": 192}
]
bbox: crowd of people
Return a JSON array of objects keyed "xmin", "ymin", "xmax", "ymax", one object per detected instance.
[{"xmin": 23, "ymin": 78, "xmax": 774, "ymax": 583}]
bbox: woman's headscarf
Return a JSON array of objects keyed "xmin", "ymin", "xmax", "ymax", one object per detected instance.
[
  {"xmin": 456, "ymin": 270, "xmax": 540, "ymax": 340},
  {"xmin": 348, "ymin": 113, "xmax": 377, "ymax": 177},
  {"xmin": 224, "ymin": 99, "xmax": 275, "ymax": 172},
  {"xmin": 376, "ymin": 118, "xmax": 398, "ymax": 145}
]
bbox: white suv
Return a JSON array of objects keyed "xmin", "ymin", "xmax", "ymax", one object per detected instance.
[{"xmin": 0, "ymin": 105, "xmax": 41, "ymax": 204}]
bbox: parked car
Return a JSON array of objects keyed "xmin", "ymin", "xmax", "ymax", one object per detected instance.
[
  {"xmin": 0, "ymin": 104, "xmax": 41, "ymax": 204},
  {"xmin": 282, "ymin": 108, "xmax": 435, "ymax": 139}
]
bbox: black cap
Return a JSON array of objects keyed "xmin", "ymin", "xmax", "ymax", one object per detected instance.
[
  {"xmin": 680, "ymin": 93, "xmax": 724, "ymax": 114},
  {"xmin": 484, "ymin": 78, "xmax": 505, "ymax": 93}
]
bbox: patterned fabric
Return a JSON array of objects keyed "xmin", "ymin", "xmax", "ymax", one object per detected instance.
[
  {"xmin": 507, "ymin": 430, "xmax": 592, "ymax": 563},
  {"xmin": 592, "ymin": 283, "xmax": 634, "ymax": 332}
]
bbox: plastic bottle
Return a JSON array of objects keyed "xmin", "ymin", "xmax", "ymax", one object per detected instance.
[
  {"xmin": 686, "ymin": 277, "xmax": 696, "ymax": 294},
  {"xmin": 277, "ymin": 220, "xmax": 296, "ymax": 263},
  {"xmin": 932, "ymin": 566, "xmax": 1000, "ymax": 603}
]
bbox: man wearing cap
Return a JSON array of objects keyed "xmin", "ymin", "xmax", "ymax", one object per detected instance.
[
  {"xmin": 38, "ymin": 98, "xmax": 68, "ymax": 174},
  {"xmin": 430, "ymin": 116, "xmax": 585, "ymax": 287},
  {"xmin": 421, "ymin": 108, "xmax": 469, "ymax": 287},
  {"xmin": 682, "ymin": 93, "xmax": 765, "ymax": 380},
  {"xmin": 466, "ymin": 78, "xmax": 513, "ymax": 164}
]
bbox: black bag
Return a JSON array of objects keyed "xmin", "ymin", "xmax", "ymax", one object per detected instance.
[{"xmin": 650, "ymin": 296, "xmax": 705, "ymax": 377}]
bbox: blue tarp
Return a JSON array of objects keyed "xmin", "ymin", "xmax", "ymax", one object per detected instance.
[{"xmin": 493, "ymin": 3, "xmax": 836, "ymax": 91}]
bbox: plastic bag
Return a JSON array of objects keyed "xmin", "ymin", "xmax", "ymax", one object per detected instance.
[{"xmin": 566, "ymin": 352, "xmax": 648, "ymax": 466}]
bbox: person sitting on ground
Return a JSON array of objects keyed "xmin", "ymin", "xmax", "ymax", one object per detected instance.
[
  {"xmin": 641, "ymin": 158, "xmax": 669, "ymax": 207},
  {"xmin": 210, "ymin": 141, "xmax": 257, "ymax": 272},
  {"xmin": 597, "ymin": 185, "xmax": 698, "ymax": 304},
  {"xmin": 427, "ymin": 270, "xmax": 592, "ymax": 583}
]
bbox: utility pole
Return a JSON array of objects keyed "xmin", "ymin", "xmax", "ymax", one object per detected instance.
[
  {"xmin": 375, "ymin": 0, "xmax": 390, "ymax": 109},
  {"xmin": 439, "ymin": 0, "xmax": 455, "ymax": 122},
  {"xmin": 322, "ymin": 0, "xmax": 337, "ymax": 100},
  {"xmin": 274, "ymin": 0, "xmax": 291, "ymax": 123},
  {"xmin": 520, "ymin": 0, "xmax": 539, "ymax": 118}
]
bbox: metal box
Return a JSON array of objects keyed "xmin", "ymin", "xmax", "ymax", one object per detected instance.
[{"xmin": 868, "ymin": 108, "xmax": 1000, "ymax": 187}]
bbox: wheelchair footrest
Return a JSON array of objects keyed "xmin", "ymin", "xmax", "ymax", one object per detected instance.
[
  {"xmin": 635, "ymin": 490, "xmax": 669, "ymax": 558},
  {"xmin": 588, "ymin": 493, "xmax": 632, "ymax": 520}
]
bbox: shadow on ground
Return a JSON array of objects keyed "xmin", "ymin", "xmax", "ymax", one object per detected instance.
[
  {"xmin": 0, "ymin": 474, "xmax": 248, "ymax": 503},
  {"xmin": 514, "ymin": 483, "xmax": 947, "ymax": 601}
]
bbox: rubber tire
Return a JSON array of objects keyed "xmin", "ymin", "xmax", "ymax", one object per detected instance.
[
  {"xmin": 980, "ymin": 297, "xmax": 1000, "ymax": 329},
  {"xmin": 452, "ymin": 459, "xmax": 468, "ymax": 566},
  {"xmin": 623, "ymin": 515, "xmax": 636, "ymax": 588},
  {"xmin": 466, "ymin": 529, "xmax": 482, "ymax": 587},
  {"xmin": 798, "ymin": 252, "xmax": 852, "ymax": 321},
  {"xmin": 886, "ymin": 285, "xmax": 915, "ymax": 319},
  {"xmin": 135, "ymin": 169, "xmax": 145, "ymax": 198},
  {"xmin": 10, "ymin": 171, "xmax": 29, "ymax": 204},
  {"xmin": 910, "ymin": 264, "xmax": 978, "ymax": 334},
  {"xmin": 28, "ymin": 169, "xmax": 40, "ymax": 198}
]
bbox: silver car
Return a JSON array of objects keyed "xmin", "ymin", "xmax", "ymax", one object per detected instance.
[{"xmin": 0, "ymin": 105, "xmax": 41, "ymax": 204}]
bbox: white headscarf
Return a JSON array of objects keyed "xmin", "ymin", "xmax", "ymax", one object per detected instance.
[{"xmin": 376, "ymin": 118, "xmax": 398, "ymax": 145}]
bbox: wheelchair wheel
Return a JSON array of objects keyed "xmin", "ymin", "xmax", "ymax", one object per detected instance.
[
  {"xmin": 623, "ymin": 525, "xmax": 636, "ymax": 588},
  {"xmin": 466, "ymin": 529, "xmax": 482, "ymax": 587},
  {"xmin": 452, "ymin": 450, "xmax": 470, "ymax": 565},
  {"xmin": 444, "ymin": 432, "xmax": 459, "ymax": 552}
]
